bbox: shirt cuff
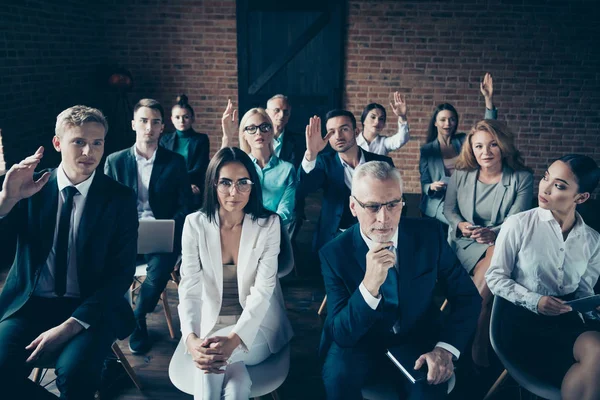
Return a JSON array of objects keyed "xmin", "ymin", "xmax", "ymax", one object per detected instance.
[
  {"xmin": 359, "ymin": 282, "xmax": 381, "ymax": 310},
  {"xmin": 301, "ymin": 157, "xmax": 317, "ymax": 174},
  {"xmin": 72, "ymin": 317, "xmax": 90, "ymax": 329},
  {"xmin": 526, "ymin": 292, "xmax": 544, "ymax": 314},
  {"xmin": 435, "ymin": 342, "xmax": 460, "ymax": 360}
]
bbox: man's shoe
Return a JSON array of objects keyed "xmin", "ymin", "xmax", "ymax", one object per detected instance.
[
  {"xmin": 128, "ymin": 318, "xmax": 151, "ymax": 354},
  {"xmin": 97, "ymin": 357, "xmax": 131, "ymax": 399}
]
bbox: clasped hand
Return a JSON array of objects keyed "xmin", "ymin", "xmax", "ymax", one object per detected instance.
[
  {"xmin": 457, "ymin": 222, "xmax": 496, "ymax": 244},
  {"xmin": 414, "ymin": 347, "xmax": 454, "ymax": 385},
  {"xmin": 362, "ymin": 242, "xmax": 396, "ymax": 298},
  {"xmin": 186, "ymin": 333, "xmax": 241, "ymax": 374}
]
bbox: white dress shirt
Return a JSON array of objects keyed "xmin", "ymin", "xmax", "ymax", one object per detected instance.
[
  {"xmin": 356, "ymin": 120, "xmax": 409, "ymax": 156},
  {"xmin": 357, "ymin": 228, "xmax": 461, "ymax": 360},
  {"xmin": 134, "ymin": 147, "xmax": 156, "ymax": 220},
  {"xmin": 486, "ymin": 207, "xmax": 600, "ymax": 314},
  {"xmin": 34, "ymin": 165, "xmax": 95, "ymax": 300},
  {"xmin": 301, "ymin": 148, "xmax": 366, "ymax": 191}
]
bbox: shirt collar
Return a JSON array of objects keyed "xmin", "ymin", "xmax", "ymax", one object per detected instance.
[
  {"xmin": 359, "ymin": 227, "xmax": 399, "ymax": 251},
  {"xmin": 133, "ymin": 145, "xmax": 157, "ymax": 163},
  {"xmin": 536, "ymin": 206, "xmax": 585, "ymax": 236},
  {"xmin": 338, "ymin": 148, "xmax": 366, "ymax": 168},
  {"xmin": 249, "ymin": 153, "xmax": 278, "ymax": 168},
  {"xmin": 56, "ymin": 163, "xmax": 95, "ymax": 198},
  {"xmin": 356, "ymin": 132, "xmax": 367, "ymax": 146},
  {"xmin": 274, "ymin": 129, "xmax": 285, "ymax": 143}
]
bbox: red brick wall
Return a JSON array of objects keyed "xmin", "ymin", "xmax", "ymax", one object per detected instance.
[
  {"xmin": 345, "ymin": 0, "xmax": 600, "ymax": 194},
  {"xmin": 101, "ymin": 0, "xmax": 238, "ymax": 155},
  {"xmin": 0, "ymin": 1, "xmax": 107, "ymax": 168}
]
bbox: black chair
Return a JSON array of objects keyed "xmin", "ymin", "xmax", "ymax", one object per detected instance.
[{"xmin": 484, "ymin": 297, "xmax": 561, "ymax": 400}]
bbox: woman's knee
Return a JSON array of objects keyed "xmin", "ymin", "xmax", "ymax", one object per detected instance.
[
  {"xmin": 222, "ymin": 362, "xmax": 251, "ymax": 400},
  {"xmin": 574, "ymin": 331, "xmax": 600, "ymax": 365}
]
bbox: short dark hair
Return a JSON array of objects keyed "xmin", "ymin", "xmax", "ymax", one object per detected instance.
[
  {"xmin": 202, "ymin": 147, "xmax": 274, "ymax": 223},
  {"xmin": 134, "ymin": 98, "xmax": 165, "ymax": 121},
  {"xmin": 173, "ymin": 94, "xmax": 195, "ymax": 118},
  {"xmin": 426, "ymin": 103, "xmax": 459, "ymax": 143},
  {"xmin": 360, "ymin": 103, "xmax": 386, "ymax": 126},
  {"xmin": 325, "ymin": 109, "xmax": 357, "ymax": 130},
  {"xmin": 555, "ymin": 154, "xmax": 600, "ymax": 194}
]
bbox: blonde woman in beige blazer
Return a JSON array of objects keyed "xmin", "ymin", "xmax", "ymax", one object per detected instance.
[
  {"xmin": 177, "ymin": 147, "xmax": 293, "ymax": 400},
  {"xmin": 443, "ymin": 120, "xmax": 533, "ymax": 368}
]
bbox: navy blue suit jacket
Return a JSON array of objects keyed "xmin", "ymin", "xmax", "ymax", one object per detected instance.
[
  {"xmin": 297, "ymin": 149, "xmax": 394, "ymax": 252},
  {"xmin": 0, "ymin": 170, "xmax": 138, "ymax": 340},
  {"xmin": 319, "ymin": 218, "xmax": 481, "ymax": 358}
]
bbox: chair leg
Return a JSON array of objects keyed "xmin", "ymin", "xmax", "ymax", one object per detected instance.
[
  {"xmin": 440, "ymin": 299, "xmax": 449, "ymax": 312},
  {"xmin": 111, "ymin": 342, "xmax": 143, "ymax": 391},
  {"xmin": 271, "ymin": 389, "xmax": 281, "ymax": 400},
  {"xmin": 318, "ymin": 295, "xmax": 327, "ymax": 316},
  {"xmin": 170, "ymin": 271, "xmax": 180, "ymax": 287},
  {"xmin": 161, "ymin": 289, "xmax": 176, "ymax": 339},
  {"xmin": 32, "ymin": 367, "xmax": 43, "ymax": 384},
  {"xmin": 483, "ymin": 369, "xmax": 508, "ymax": 400}
]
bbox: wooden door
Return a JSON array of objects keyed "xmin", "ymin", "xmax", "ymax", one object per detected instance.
[{"xmin": 236, "ymin": 0, "xmax": 346, "ymax": 134}]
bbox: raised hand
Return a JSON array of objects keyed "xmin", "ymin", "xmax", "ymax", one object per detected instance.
[
  {"xmin": 304, "ymin": 116, "xmax": 333, "ymax": 162},
  {"xmin": 0, "ymin": 147, "xmax": 50, "ymax": 213},
  {"xmin": 389, "ymin": 91, "xmax": 407, "ymax": 121},
  {"xmin": 221, "ymin": 99, "xmax": 238, "ymax": 148},
  {"xmin": 480, "ymin": 73, "xmax": 494, "ymax": 109}
]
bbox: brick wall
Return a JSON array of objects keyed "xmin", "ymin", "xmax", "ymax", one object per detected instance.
[
  {"xmin": 345, "ymin": 0, "xmax": 600, "ymax": 194},
  {"xmin": 0, "ymin": 1, "xmax": 107, "ymax": 168}
]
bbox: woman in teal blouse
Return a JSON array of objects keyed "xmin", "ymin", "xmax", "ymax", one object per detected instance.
[
  {"xmin": 160, "ymin": 95, "xmax": 210, "ymax": 207},
  {"xmin": 221, "ymin": 101, "xmax": 297, "ymax": 232}
]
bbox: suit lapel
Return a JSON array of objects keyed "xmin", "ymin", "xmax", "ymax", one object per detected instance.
[
  {"xmin": 149, "ymin": 147, "xmax": 166, "ymax": 196},
  {"xmin": 465, "ymin": 170, "xmax": 478, "ymax": 223},
  {"xmin": 397, "ymin": 222, "xmax": 415, "ymax": 307},
  {"xmin": 432, "ymin": 140, "xmax": 446, "ymax": 179},
  {"xmin": 186, "ymin": 135, "xmax": 198, "ymax": 170},
  {"xmin": 76, "ymin": 173, "xmax": 110, "ymax": 267},
  {"xmin": 125, "ymin": 146, "xmax": 139, "ymax": 197},
  {"xmin": 204, "ymin": 213, "xmax": 223, "ymax": 300},
  {"xmin": 37, "ymin": 170, "xmax": 59, "ymax": 263},
  {"xmin": 161, "ymin": 133, "xmax": 176, "ymax": 151},
  {"xmin": 237, "ymin": 214, "xmax": 258, "ymax": 285},
  {"xmin": 490, "ymin": 166, "xmax": 511, "ymax": 224}
]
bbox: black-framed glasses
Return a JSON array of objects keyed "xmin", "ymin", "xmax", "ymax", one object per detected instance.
[
  {"xmin": 216, "ymin": 178, "xmax": 254, "ymax": 194},
  {"xmin": 243, "ymin": 123, "xmax": 272, "ymax": 134},
  {"xmin": 352, "ymin": 195, "xmax": 404, "ymax": 214}
]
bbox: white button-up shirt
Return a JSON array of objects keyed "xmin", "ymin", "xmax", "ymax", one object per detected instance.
[
  {"xmin": 486, "ymin": 207, "xmax": 600, "ymax": 314},
  {"xmin": 34, "ymin": 164, "xmax": 94, "ymax": 299},
  {"xmin": 357, "ymin": 228, "xmax": 460, "ymax": 360},
  {"xmin": 301, "ymin": 148, "xmax": 366, "ymax": 191},
  {"xmin": 356, "ymin": 120, "xmax": 409, "ymax": 156},
  {"xmin": 134, "ymin": 147, "xmax": 156, "ymax": 220}
]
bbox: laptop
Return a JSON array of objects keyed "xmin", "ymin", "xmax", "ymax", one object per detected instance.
[{"xmin": 137, "ymin": 219, "xmax": 175, "ymax": 254}]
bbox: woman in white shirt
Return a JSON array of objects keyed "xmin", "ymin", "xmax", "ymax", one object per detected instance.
[
  {"xmin": 486, "ymin": 154, "xmax": 600, "ymax": 400},
  {"xmin": 356, "ymin": 92, "xmax": 409, "ymax": 156},
  {"xmin": 178, "ymin": 147, "xmax": 293, "ymax": 400}
]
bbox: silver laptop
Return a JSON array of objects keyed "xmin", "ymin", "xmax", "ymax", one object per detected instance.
[{"xmin": 137, "ymin": 219, "xmax": 175, "ymax": 254}]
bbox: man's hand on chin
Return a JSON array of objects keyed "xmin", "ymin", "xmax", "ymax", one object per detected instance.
[
  {"xmin": 414, "ymin": 347, "xmax": 454, "ymax": 385},
  {"xmin": 25, "ymin": 317, "xmax": 84, "ymax": 363}
]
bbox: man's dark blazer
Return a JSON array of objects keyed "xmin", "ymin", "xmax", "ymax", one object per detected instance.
[
  {"xmin": 104, "ymin": 145, "xmax": 193, "ymax": 250},
  {"xmin": 0, "ymin": 170, "xmax": 138, "ymax": 340},
  {"xmin": 278, "ymin": 129, "xmax": 306, "ymax": 171},
  {"xmin": 318, "ymin": 218, "xmax": 481, "ymax": 358},
  {"xmin": 297, "ymin": 149, "xmax": 394, "ymax": 252},
  {"xmin": 159, "ymin": 130, "xmax": 210, "ymax": 194}
]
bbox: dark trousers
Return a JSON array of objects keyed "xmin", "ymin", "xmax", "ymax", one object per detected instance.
[
  {"xmin": 134, "ymin": 252, "xmax": 178, "ymax": 319},
  {"xmin": 0, "ymin": 297, "xmax": 116, "ymax": 400},
  {"xmin": 322, "ymin": 342, "xmax": 448, "ymax": 400}
]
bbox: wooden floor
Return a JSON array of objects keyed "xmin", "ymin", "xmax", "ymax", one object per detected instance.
[{"xmin": 3, "ymin": 192, "xmax": 525, "ymax": 399}]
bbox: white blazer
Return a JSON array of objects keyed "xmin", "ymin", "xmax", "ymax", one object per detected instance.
[{"xmin": 178, "ymin": 211, "xmax": 293, "ymax": 354}]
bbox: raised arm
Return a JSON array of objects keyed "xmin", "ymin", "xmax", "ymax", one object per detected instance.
[
  {"xmin": 480, "ymin": 73, "xmax": 497, "ymax": 118},
  {"xmin": 221, "ymin": 99, "xmax": 238, "ymax": 149},
  {"xmin": 383, "ymin": 91, "xmax": 410, "ymax": 151}
]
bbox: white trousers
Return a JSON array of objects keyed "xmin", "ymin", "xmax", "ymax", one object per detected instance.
[{"xmin": 194, "ymin": 321, "xmax": 271, "ymax": 400}]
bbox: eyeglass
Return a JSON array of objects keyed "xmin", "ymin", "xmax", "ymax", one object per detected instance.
[
  {"xmin": 243, "ymin": 123, "xmax": 272, "ymax": 134},
  {"xmin": 352, "ymin": 195, "xmax": 404, "ymax": 214},
  {"xmin": 216, "ymin": 178, "xmax": 254, "ymax": 194}
]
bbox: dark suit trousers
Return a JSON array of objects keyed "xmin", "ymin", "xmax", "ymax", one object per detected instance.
[
  {"xmin": 134, "ymin": 253, "xmax": 178, "ymax": 319},
  {"xmin": 323, "ymin": 342, "xmax": 448, "ymax": 400},
  {"xmin": 0, "ymin": 297, "xmax": 116, "ymax": 400}
]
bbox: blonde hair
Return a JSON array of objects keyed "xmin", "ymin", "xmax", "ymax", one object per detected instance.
[
  {"xmin": 455, "ymin": 119, "xmax": 531, "ymax": 172},
  {"xmin": 55, "ymin": 105, "xmax": 108, "ymax": 137},
  {"xmin": 238, "ymin": 108, "xmax": 275, "ymax": 154}
]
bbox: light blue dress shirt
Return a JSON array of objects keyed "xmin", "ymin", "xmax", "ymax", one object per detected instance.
[{"xmin": 250, "ymin": 154, "xmax": 296, "ymax": 226}]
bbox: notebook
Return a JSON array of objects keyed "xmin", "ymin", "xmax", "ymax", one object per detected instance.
[{"xmin": 385, "ymin": 344, "xmax": 428, "ymax": 384}]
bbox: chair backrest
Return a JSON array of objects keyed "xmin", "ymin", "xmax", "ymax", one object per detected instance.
[
  {"xmin": 490, "ymin": 297, "xmax": 561, "ymax": 400},
  {"xmin": 278, "ymin": 222, "xmax": 294, "ymax": 279},
  {"xmin": 137, "ymin": 219, "xmax": 175, "ymax": 254}
]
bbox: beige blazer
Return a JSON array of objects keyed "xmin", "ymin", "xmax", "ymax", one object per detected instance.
[{"xmin": 177, "ymin": 211, "xmax": 293, "ymax": 354}]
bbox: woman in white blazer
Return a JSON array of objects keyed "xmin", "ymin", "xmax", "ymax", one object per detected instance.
[{"xmin": 177, "ymin": 147, "xmax": 294, "ymax": 400}]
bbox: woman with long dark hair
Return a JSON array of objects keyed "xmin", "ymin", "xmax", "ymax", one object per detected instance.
[
  {"xmin": 419, "ymin": 73, "xmax": 497, "ymax": 224},
  {"xmin": 486, "ymin": 155, "xmax": 600, "ymax": 400},
  {"xmin": 177, "ymin": 147, "xmax": 293, "ymax": 399}
]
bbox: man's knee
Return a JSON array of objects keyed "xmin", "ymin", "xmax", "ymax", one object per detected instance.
[{"xmin": 322, "ymin": 344, "xmax": 369, "ymax": 397}]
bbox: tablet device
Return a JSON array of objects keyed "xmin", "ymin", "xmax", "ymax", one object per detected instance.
[
  {"xmin": 386, "ymin": 345, "xmax": 428, "ymax": 384},
  {"xmin": 565, "ymin": 294, "xmax": 600, "ymax": 313}
]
